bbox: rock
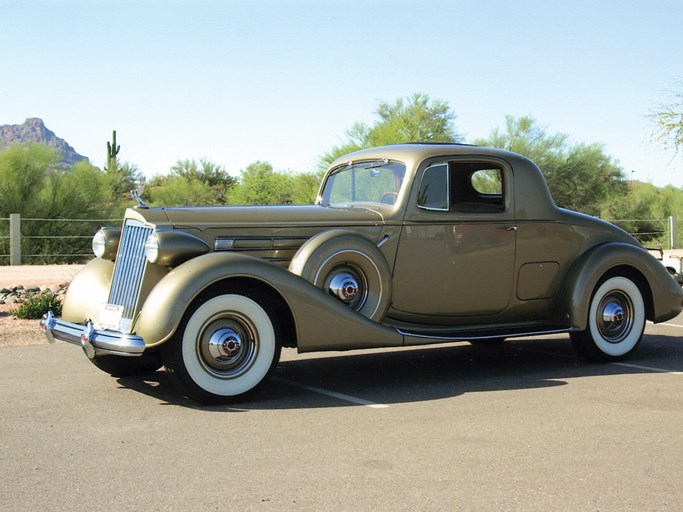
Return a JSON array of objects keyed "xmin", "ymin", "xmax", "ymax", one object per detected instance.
[
  {"xmin": 0, "ymin": 118, "xmax": 88, "ymax": 169},
  {"xmin": 25, "ymin": 285, "xmax": 40, "ymax": 293}
]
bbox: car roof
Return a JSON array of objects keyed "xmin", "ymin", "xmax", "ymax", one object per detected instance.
[
  {"xmin": 329, "ymin": 143, "xmax": 522, "ymax": 169},
  {"xmin": 327, "ymin": 143, "xmax": 560, "ymax": 220}
]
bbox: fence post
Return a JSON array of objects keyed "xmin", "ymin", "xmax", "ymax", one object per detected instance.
[
  {"xmin": 10, "ymin": 213, "xmax": 21, "ymax": 266},
  {"xmin": 670, "ymin": 216, "xmax": 677, "ymax": 250}
]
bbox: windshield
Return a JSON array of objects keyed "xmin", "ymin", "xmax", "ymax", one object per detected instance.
[{"xmin": 318, "ymin": 160, "xmax": 406, "ymax": 206}]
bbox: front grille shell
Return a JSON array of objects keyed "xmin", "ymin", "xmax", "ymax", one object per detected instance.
[{"xmin": 107, "ymin": 219, "xmax": 154, "ymax": 332}]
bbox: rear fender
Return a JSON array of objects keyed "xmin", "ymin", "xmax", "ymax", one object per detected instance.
[
  {"xmin": 559, "ymin": 242, "xmax": 682, "ymax": 329},
  {"xmin": 136, "ymin": 252, "xmax": 403, "ymax": 351}
]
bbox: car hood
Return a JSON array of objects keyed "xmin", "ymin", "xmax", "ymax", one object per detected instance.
[{"xmin": 127, "ymin": 204, "xmax": 386, "ymax": 229}]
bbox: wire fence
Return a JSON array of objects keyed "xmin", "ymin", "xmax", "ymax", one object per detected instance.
[
  {"xmin": 0, "ymin": 214, "xmax": 680, "ymax": 265},
  {"xmin": 603, "ymin": 217, "xmax": 679, "ymax": 249},
  {"xmin": 0, "ymin": 216, "xmax": 122, "ymax": 265}
]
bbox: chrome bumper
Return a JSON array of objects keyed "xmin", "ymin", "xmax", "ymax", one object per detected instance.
[{"xmin": 40, "ymin": 311, "xmax": 145, "ymax": 359}]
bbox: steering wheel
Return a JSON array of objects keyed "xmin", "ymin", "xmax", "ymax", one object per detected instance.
[{"xmin": 380, "ymin": 192, "xmax": 398, "ymax": 205}]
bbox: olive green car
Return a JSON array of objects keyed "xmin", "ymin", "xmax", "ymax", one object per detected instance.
[{"xmin": 41, "ymin": 144, "xmax": 683, "ymax": 403}]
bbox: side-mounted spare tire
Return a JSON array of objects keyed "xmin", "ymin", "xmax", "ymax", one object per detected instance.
[{"xmin": 289, "ymin": 231, "xmax": 393, "ymax": 322}]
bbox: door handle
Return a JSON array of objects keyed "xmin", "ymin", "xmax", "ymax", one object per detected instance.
[{"xmin": 504, "ymin": 226, "xmax": 517, "ymax": 231}]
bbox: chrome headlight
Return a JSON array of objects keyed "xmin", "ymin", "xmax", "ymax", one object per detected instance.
[
  {"xmin": 144, "ymin": 230, "xmax": 209, "ymax": 266},
  {"xmin": 92, "ymin": 227, "xmax": 121, "ymax": 261},
  {"xmin": 144, "ymin": 232, "xmax": 160, "ymax": 263}
]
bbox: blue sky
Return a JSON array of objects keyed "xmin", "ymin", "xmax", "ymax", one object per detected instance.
[{"xmin": 2, "ymin": 0, "xmax": 681, "ymax": 186}]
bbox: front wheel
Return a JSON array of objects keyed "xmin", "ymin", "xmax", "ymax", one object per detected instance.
[
  {"xmin": 570, "ymin": 276, "xmax": 646, "ymax": 361},
  {"xmin": 163, "ymin": 291, "xmax": 281, "ymax": 404}
]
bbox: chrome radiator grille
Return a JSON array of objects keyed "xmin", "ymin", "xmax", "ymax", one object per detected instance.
[{"xmin": 108, "ymin": 219, "xmax": 153, "ymax": 326}]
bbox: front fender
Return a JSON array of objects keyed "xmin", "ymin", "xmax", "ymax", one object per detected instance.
[
  {"xmin": 62, "ymin": 258, "xmax": 113, "ymax": 323},
  {"xmin": 559, "ymin": 242, "xmax": 682, "ymax": 329},
  {"xmin": 136, "ymin": 252, "xmax": 403, "ymax": 351}
]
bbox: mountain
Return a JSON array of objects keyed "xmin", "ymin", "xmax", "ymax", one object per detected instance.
[{"xmin": 0, "ymin": 118, "xmax": 88, "ymax": 168}]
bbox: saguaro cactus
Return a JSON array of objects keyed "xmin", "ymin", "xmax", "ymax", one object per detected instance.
[{"xmin": 106, "ymin": 130, "xmax": 120, "ymax": 171}]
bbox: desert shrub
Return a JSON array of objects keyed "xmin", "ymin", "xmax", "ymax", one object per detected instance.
[{"xmin": 11, "ymin": 290, "xmax": 63, "ymax": 320}]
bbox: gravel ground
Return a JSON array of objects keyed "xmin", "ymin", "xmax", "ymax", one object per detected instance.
[
  {"xmin": 0, "ymin": 264, "xmax": 82, "ymax": 289},
  {"xmin": 0, "ymin": 264, "xmax": 83, "ymax": 348}
]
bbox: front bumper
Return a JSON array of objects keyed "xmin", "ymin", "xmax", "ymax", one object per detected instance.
[{"xmin": 40, "ymin": 311, "xmax": 146, "ymax": 359}]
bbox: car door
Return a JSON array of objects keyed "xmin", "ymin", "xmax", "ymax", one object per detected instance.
[{"xmin": 391, "ymin": 158, "xmax": 516, "ymax": 317}]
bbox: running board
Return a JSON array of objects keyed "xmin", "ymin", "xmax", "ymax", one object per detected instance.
[{"xmin": 399, "ymin": 326, "xmax": 572, "ymax": 346}]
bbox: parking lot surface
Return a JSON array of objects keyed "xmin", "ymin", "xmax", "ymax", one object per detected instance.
[{"xmin": 1, "ymin": 316, "xmax": 682, "ymax": 511}]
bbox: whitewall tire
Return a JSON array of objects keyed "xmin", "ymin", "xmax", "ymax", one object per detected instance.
[
  {"xmin": 163, "ymin": 292, "xmax": 281, "ymax": 404},
  {"xmin": 571, "ymin": 276, "xmax": 646, "ymax": 361}
]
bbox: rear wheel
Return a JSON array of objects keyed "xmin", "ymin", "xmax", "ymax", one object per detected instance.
[
  {"xmin": 163, "ymin": 291, "xmax": 281, "ymax": 404},
  {"xmin": 570, "ymin": 276, "xmax": 645, "ymax": 361}
]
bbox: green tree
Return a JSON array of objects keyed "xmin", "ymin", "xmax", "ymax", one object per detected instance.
[
  {"xmin": 229, "ymin": 161, "xmax": 295, "ymax": 205},
  {"xmin": 0, "ymin": 144, "xmax": 123, "ymax": 263},
  {"xmin": 476, "ymin": 115, "xmax": 626, "ymax": 215},
  {"xmin": 650, "ymin": 83, "xmax": 683, "ymax": 154},
  {"xmin": 601, "ymin": 183, "xmax": 683, "ymax": 246},
  {"xmin": 35, "ymin": 160, "xmax": 121, "ymax": 261},
  {"xmin": 290, "ymin": 170, "xmax": 324, "ymax": 204},
  {"xmin": 147, "ymin": 176, "xmax": 217, "ymax": 206},
  {"xmin": 145, "ymin": 158, "xmax": 237, "ymax": 206},
  {"xmin": 170, "ymin": 158, "xmax": 237, "ymax": 204},
  {"xmin": 601, "ymin": 183, "xmax": 666, "ymax": 243},
  {"xmin": 0, "ymin": 144, "xmax": 60, "ymax": 216},
  {"xmin": 320, "ymin": 93, "xmax": 461, "ymax": 168},
  {"xmin": 40, "ymin": 160, "xmax": 116, "ymax": 218}
]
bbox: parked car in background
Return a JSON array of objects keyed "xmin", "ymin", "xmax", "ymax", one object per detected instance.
[
  {"xmin": 42, "ymin": 144, "xmax": 683, "ymax": 403},
  {"xmin": 648, "ymin": 247, "xmax": 683, "ymax": 286}
]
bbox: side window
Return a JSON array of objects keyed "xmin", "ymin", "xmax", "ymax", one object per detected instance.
[
  {"xmin": 451, "ymin": 163, "xmax": 505, "ymax": 212},
  {"xmin": 471, "ymin": 169, "xmax": 503, "ymax": 195},
  {"xmin": 417, "ymin": 163, "xmax": 448, "ymax": 211}
]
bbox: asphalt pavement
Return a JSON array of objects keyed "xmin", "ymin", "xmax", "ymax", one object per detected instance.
[{"xmin": 1, "ymin": 316, "xmax": 682, "ymax": 511}]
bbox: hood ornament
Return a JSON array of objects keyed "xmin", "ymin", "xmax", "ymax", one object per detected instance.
[{"xmin": 131, "ymin": 186, "xmax": 149, "ymax": 209}]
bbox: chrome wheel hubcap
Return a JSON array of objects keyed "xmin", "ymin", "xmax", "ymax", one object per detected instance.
[
  {"xmin": 326, "ymin": 265, "xmax": 368, "ymax": 311},
  {"xmin": 597, "ymin": 291, "xmax": 633, "ymax": 343},
  {"xmin": 207, "ymin": 327, "xmax": 242, "ymax": 359},
  {"xmin": 329, "ymin": 272, "xmax": 360, "ymax": 303},
  {"xmin": 197, "ymin": 316, "xmax": 258, "ymax": 379}
]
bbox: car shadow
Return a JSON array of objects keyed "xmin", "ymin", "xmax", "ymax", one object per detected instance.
[{"xmin": 116, "ymin": 334, "xmax": 683, "ymax": 411}]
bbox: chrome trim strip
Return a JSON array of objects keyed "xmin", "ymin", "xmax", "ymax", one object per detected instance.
[
  {"xmin": 398, "ymin": 327, "xmax": 572, "ymax": 341},
  {"xmin": 417, "ymin": 162, "xmax": 450, "ymax": 212},
  {"xmin": 40, "ymin": 311, "xmax": 145, "ymax": 358},
  {"xmin": 215, "ymin": 236, "xmax": 308, "ymax": 251},
  {"xmin": 215, "ymin": 239, "xmax": 235, "ymax": 251}
]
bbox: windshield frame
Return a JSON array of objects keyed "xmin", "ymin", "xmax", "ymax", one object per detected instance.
[{"xmin": 317, "ymin": 159, "xmax": 407, "ymax": 207}]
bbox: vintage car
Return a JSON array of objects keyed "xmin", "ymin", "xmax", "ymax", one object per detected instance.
[{"xmin": 41, "ymin": 143, "xmax": 683, "ymax": 403}]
